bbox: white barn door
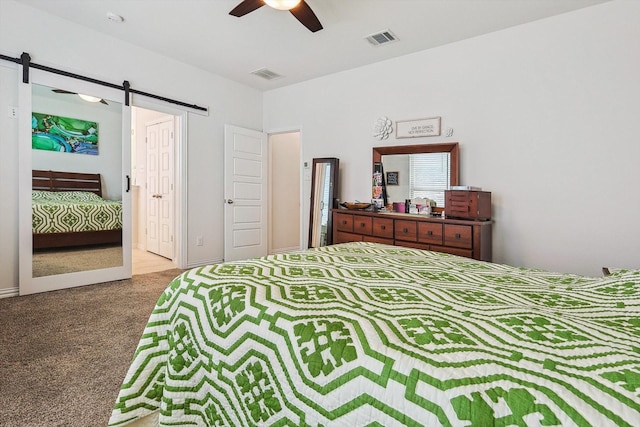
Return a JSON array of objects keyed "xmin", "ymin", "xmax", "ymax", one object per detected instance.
[{"xmin": 224, "ymin": 125, "xmax": 267, "ymax": 262}]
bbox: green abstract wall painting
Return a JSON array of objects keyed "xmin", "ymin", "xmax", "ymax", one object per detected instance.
[{"xmin": 32, "ymin": 112, "xmax": 99, "ymax": 155}]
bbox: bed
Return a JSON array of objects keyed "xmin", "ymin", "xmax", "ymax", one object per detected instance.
[
  {"xmin": 32, "ymin": 169, "xmax": 122, "ymax": 250},
  {"xmin": 109, "ymin": 242, "xmax": 640, "ymax": 426}
]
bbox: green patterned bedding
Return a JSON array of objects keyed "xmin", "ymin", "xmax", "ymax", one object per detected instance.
[
  {"xmin": 109, "ymin": 242, "xmax": 640, "ymax": 426},
  {"xmin": 32, "ymin": 190, "xmax": 122, "ymax": 234}
]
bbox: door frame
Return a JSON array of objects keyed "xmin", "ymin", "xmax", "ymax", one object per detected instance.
[
  {"xmin": 132, "ymin": 100, "xmax": 186, "ymax": 269},
  {"xmin": 266, "ymin": 126, "xmax": 305, "ymax": 250},
  {"xmin": 144, "ymin": 115, "xmax": 175, "ymax": 259},
  {"xmin": 267, "ymin": 130, "xmax": 302, "ymax": 254}
]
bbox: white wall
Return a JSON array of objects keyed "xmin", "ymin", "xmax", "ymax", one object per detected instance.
[
  {"xmin": 32, "ymin": 88, "xmax": 123, "ymax": 199},
  {"xmin": 0, "ymin": 0, "xmax": 263, "ymax": 292},
  {"xmin": 264, "ymin": 0, "xmax": 640, "ymax": 276}
]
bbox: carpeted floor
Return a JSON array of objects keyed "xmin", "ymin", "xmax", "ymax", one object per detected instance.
[
  {"xmin": 0, "ymin": 268, "xmax": 185, "ymax": 427},
  {"xmin": 32, "ymin": 245, "xmax": 123, "ymax": 277}
]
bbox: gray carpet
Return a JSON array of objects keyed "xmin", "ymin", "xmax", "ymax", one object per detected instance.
[{"xmin": 0, "ymin": 268, "xmax": 185, "ymax": 427}]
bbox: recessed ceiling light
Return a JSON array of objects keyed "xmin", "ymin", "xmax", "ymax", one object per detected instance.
[{"xmin": 106, "ymin": 12, "xmax": 124, "ymax": 23}]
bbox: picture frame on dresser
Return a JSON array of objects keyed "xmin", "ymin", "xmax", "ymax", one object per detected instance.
[{"xmin": 386, "ymin": 171, "xmax": 399, "ymax": 185}]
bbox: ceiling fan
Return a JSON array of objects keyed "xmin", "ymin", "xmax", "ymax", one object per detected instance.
[
  {"xmin": 52, "ymin": 89, "xmax": 109, "ymax": 105},
  {"xmin": 229, "ymin": 0, "xmax": 323, "ymax": 33}
]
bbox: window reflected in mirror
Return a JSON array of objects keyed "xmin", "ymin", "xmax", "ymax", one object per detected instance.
[{"xmin": 382, "ymin": 152, "xmax": 450, "ymax": 207}]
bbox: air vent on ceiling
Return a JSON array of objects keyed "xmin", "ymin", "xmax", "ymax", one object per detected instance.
[
  {"xmin": 250, "ymin": 68, "xmax": 283, "ymax": 81},
  {"xmin": 365, "ymin": 29, "xmax": 398, "ymax": 46}
]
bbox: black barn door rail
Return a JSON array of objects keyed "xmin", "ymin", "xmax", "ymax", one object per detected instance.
[{"xmin": 1, "ymin": 51, "xmax": 207, "ymax": 112}]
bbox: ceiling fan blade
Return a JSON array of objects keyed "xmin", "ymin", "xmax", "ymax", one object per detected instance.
[
  {"xmin": 52, "ymin": 89, "xmax": 77, "ymax": 94},
  {"xmin": 229, "ymin": 0, "xmax": 265, "ymax": 17},
  {"xmin": 289, "ymin": 1, "xmax": 323, "ymax": 32}
]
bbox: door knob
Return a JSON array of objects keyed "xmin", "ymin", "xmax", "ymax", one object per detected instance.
[{"xmin": 226, "ymin": 199, "xmax": 234, "ymax": 204}]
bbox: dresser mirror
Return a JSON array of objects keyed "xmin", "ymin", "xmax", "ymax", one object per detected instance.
[
  {"xmin": 373, "ymin": 143, "xmax": 459, "ymax": 208},
  {"xmin": 308, "ymin": 157, "xmax": 339, "ymax": 248}
]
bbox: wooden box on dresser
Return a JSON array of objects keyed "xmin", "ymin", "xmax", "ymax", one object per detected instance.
[{"xmin": 332, "ymin": 209, "xmax": 492, "ymax": 262}]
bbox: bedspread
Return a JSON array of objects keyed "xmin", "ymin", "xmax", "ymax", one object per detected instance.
[
  {"xmin": 109, "ymin": 242, "xmax": 640, "ymax": 426},
  {"xmin": 32, "ymin": 190, "xmax": 122, "ymax": 234}
]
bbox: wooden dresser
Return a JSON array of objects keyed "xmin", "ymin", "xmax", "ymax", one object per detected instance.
[{"xmin": 332, "ymin": 209, "xmax": 492, "ymax": 262}]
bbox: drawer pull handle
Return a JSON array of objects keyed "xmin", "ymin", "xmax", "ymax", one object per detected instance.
[
  {"xmin": 403, "ymin": 228, "xmax": 408, "ymax": 233},
  {"xmin": 455, "ymin": 233, "xmax": 461, "ymax": 239},
  {"xmin": 342, "ymin": 221, "xmax": 347, "ymax": 225},
  {"xmin": 360, "ymin": 223, "xmax": 366, "ymax": 227},
  {"xmin": 427, "ymin": 231, "xmax": 433, "ymax": 236},
  {"xmin": 380, "ymin": 225, "xmax": 386, "ymax": 230}
]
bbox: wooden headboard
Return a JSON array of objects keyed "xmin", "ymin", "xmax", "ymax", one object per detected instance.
[{"xmin": 32, "ymin": 170, "xmax": 103, "ymax": 197}]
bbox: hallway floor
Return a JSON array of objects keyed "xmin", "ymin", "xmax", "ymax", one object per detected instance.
[{"xmin": 133, "ymin": 248, "xmax": 176, "ymax": 275}]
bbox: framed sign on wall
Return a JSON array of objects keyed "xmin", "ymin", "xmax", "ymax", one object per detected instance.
[{"xmin": 396, "ymin": 116, "xmax": 441, "ymax": 138}]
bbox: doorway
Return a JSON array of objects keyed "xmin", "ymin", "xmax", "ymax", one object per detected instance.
[
  {"xmin": 131, "ymin": 106, "xmax": 178, "ymax": 274},
  {"xmin": 268, "ymin": 131, "xmax": 301, "ymax": 254}
]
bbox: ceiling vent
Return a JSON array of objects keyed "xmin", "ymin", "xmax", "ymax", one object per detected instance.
[
  {"xmin": 365, "ymin": 29, "xmax": 398, "ymax": 46},
  {"xmin": 250, "ymin": 68, "xmax": 283, "ymax": 81}
]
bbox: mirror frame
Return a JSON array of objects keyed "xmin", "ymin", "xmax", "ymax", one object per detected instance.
[
  {"xmin": 373, "ymin": 142, "xmax": 459, "ymax": 204},
  {"xmin": 308, "ymin": 157, "xmax": 339, "ymax": 248},
  {"xmin": 19, "ymin": 71, "xmax": 132, "ymax": 295}
]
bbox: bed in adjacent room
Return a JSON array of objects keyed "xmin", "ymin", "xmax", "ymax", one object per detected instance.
[
  {"xmin": 109, "ymin": 242, "xmax": 640, "ymax": 426},
  {"xmin": 32, "ymin": 169, "xmax": 122, "ymax": 249}
]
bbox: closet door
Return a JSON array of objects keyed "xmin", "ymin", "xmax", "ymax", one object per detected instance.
[
  {"xmin": 18, "ymin": 70, "xmax": 131, "ymax": 295},
  {"xmin": 146, "ymin": 117, "xmax": 174, "ymax": 259}
]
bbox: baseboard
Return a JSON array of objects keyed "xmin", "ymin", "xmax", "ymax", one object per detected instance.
[
  {"xmin": 184, "ymin": 258, "xmax": 223, "ymax": 270},
  {"xmin": 0, "ymin": 287, "xmax": 19, "ymax": 299}
]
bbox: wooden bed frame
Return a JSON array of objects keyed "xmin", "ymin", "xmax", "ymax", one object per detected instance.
[{"xmin": 32, "ymin": 169, "xmax": 122, "ymax": 250}]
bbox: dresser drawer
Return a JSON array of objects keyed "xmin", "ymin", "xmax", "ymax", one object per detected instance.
[
  {"xmin": 395, "ymin": 220, "xmax": 418, "ymax": 242},
  {"xmin": 445, "ymin": 190, "xmax": 491, "ymax": 220},
  {"xmin": 334, "ymin": 230, "xmax": 362, "ymax": 244},
  {"xmin": 418, "ymin": 222, "xmax": 443, "ymax": 245},
  {"xmin": 372, "ymin": 217, "xmax": 394, "ymax": 239},
  {"xmin": 363, "ymin": 235, "xmax": 394, "ymax": 246},
  {"xmin": 444, "ymin": 224, "xmax": 472, "ymax": 249},
  {"xmin": 353, "ymin": 215, "xmax": 373, "ymax": 235},
  {"xmin": 331, "ymin": 208, "xmax": 492, "ymax": 262},
  {"xmin": 395, "ymin": 240, "xmax": 430, "ymax": 251},
  {"xmin": 335, "ymin": 213, "xmax": 354, "ymax": 232},
  {"xmin": 430, "ymin": 245, "xmax": 473, "ymax": 258}
]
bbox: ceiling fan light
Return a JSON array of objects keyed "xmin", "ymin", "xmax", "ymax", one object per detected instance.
[
  {"xmin": 78, "ymin": 94, "xmax": 102, "ymax": 103},
  {"xmin": 264, "ymin": 0, "xmax": 301, "ymax": 11}
]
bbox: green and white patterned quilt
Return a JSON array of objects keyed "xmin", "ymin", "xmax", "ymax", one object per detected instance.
[
  {"xmin": 109, "ymin": 242, "xmax": 640, "ymax": 426},
  {"xmin": 32, "ymin": 190, "xmax": 122, "ymax": 234}
]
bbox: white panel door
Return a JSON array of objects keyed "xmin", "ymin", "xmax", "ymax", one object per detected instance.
[
  {"xmin": 146, "ymin": 118, "xmax": 174, "ymax": 259},
  {"xmin": 146, "ymin": 124, "xmax": 159, "ymax": 254},
  {"xmin": 224, "ymin": 125, "xmax": 267, "ymax": 261}
]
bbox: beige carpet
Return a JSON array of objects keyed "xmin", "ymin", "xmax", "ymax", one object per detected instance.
[
  {"xmin": 32, "ymin": 245, "xmax": 124, "ymax": 277},
  {"xmin": 0, "ymin": 268, "xmax": 185, "ymax": 427}
]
